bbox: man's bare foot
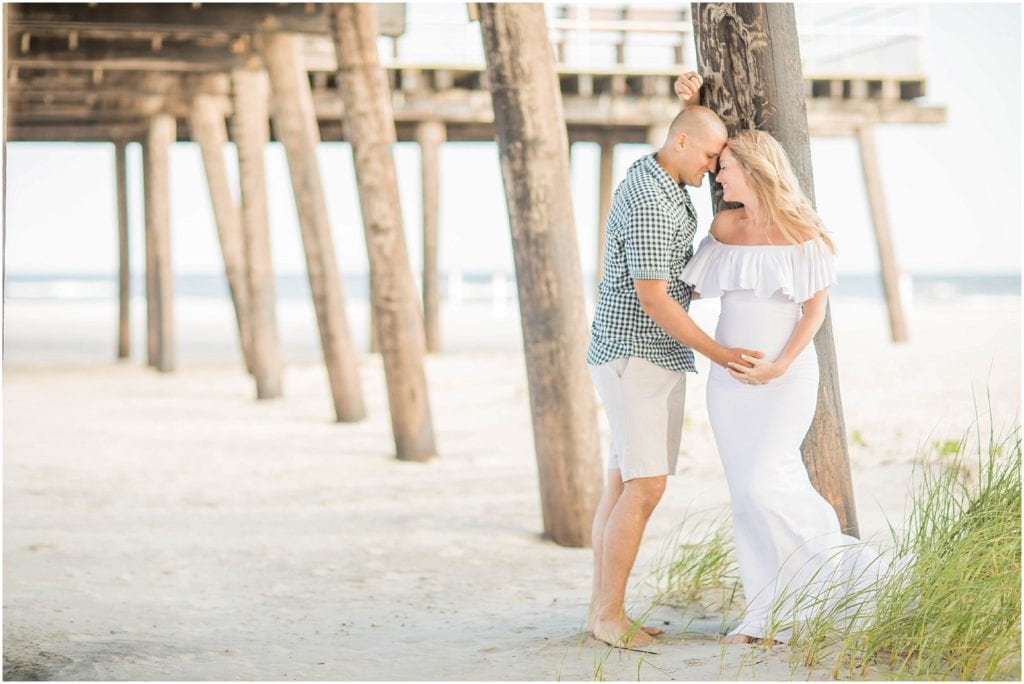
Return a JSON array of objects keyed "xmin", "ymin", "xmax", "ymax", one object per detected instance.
[
  {"xmin": 587, "ymin": 611, "xmax": 664, "ymax": 637},
  {"xmin": 592, "ymin": 618, "xmax": 660, "ymax": 653},
  {"xmin": 633, "ymin": 619, "xmax": 665, "ymax": 637}
]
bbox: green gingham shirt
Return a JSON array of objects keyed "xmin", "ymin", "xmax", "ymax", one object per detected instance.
[{"xmin": 587, "ymin": 153, "xmax": 698, "ymax": 373}]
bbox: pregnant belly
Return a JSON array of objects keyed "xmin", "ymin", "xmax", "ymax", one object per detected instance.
[{"xmin": 715, "ymin": 291, "xmax": 803, "ymax": 360}]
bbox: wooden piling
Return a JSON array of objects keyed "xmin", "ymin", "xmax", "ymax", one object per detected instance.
[
  {"xmin": 856, "ymin": 124, "xmax": 909, "ymax": 342},
  {"xmin": 596, "ymin": 137, "xmax": 614, "ymax": 291},
  {"xmin": 369, "ymin": 305, "xmax": 380, "ymax": 354},
  {"xmin": 142, "ymin": 141, "xmax": 157, "ymax": 368},
  {"xmin": 189, "ymin": 91, "xmax": 257, "ymax": 375},
  {"xmin": 479, "ymin": 3, "xmax": 603, "ymax": 548},
  {"xmin": 417, "ymin": 120, "xmax": 445, "ymax": 354},
  {"xmin": 693, "ymin": 1, "xmax": 859, "ymax": 536},
  {"xmin": 263, "ymin": 32, "xmax": 367, "ymax": 422},
  {"xmin": 114, "ymin": 139, "xmax": 130, "ymax": 359},
  {"xmin": 329, "ymin": 4, "xmax": 437, "ymax": 461},
  {"xmin": 231, "ymin": 66, "xmax": 283, "ymax": 399},
  {"xmin": 144, "ymin": 113, "xmax": 176, "ymax": 373}
]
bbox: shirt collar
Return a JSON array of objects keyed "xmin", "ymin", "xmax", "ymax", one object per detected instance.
[{"xmin": 641, "ymin": 153, "xmax": 693, "ymax": 211}]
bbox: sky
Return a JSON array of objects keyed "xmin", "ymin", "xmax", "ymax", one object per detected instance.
[{"xmin": 3, "ymin": 2, "xmax": 1022, "ymax": 279}]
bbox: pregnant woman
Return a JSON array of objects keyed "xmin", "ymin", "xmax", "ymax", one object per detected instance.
[{"xmin": 680, "ymin": 130, "xmax": 884, "ymax": 645}]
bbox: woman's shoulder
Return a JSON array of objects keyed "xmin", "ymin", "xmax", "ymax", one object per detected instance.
[{"xmin": 709, "ymin": 208, "xmax": 743, "ymax": 241}]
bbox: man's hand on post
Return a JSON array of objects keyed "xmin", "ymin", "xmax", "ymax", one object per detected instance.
[{"xmin": 674, "ymin": 71, "xmax": 703, "ymax": 109}]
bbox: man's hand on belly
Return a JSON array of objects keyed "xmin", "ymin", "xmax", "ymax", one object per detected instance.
[{"xmin": 726, "ymin": 352, "xmax": 784, "ymax": 385}]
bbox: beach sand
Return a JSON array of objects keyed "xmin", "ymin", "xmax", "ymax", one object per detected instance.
[{"xmin": 3, "ymin": 294, "xmax": 1020, "ymax": 680}]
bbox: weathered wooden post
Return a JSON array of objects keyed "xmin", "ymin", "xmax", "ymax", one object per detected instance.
[
  {"xmin": 692, "ymin": 2, "xmax": 859, "ymax": 536},
  {"xmin": 231, "ymin": 65, "xmax": 284, "ymax": 399},
  {"xmin": 144, "ymin": 113, "xmax": 176, "ymax": 373},
  {"xmin": 478, "ymin": 2, "xmax": 603, "ymax": 547},
  {"xmin": 142, "ymin": 140, "xmax": 157, "ymax": 368},
  {"xmin": 189, "ymin": 88, "xmax": 257, "ymax": 375},
  {"xmin": 263, "ymin": 32, "xmax": 367, "ymax": 422},
  {"xmin": 114, "ymin": 139, "xmax": 130, "ymax": 360},
  {"xmin": 856, "ymin": 124, "xmax": 909, "ymax": 342},
  {"xmin": 417, "ymin": 120, "xmax": 446, "ymax": 353},
  {"xmin": 595, "ymin": 137, "xmax": 614, "ymax": 291},
  {"xmin": 329, "ymin": 4, "xmax": 437, "ymax": 461},
  {"xmin": 369, "ymin": 307, "xmax": 381, "ymax": 354}
]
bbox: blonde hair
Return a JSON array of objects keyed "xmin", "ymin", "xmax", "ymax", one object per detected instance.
[{"xmin": 725, "ymin": 130, "xmax": 837, "ymax": 255}]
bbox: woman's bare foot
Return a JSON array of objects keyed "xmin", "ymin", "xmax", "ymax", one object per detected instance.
[
  {"xmin": 591, "ymin": 617, "xmax": 660, "ymax": 653},
  {"xmin": 754, "ymin": 638, "xmax": 782, "ymax": 647},
  {"xmin": 720, "ymin": 634, "xmax": 782, "ymax": 647}
]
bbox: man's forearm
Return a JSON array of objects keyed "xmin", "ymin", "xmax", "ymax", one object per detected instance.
[{"xmin": 639, "ymin": 294, "xmax": 724, "ymax": 365}]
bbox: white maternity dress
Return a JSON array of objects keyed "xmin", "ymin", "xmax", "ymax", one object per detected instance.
[{"xmin": 680, "ymin": 234, "xmax": 885, "ymax": 644}]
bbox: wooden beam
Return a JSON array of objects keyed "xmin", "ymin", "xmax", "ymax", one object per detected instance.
[
  {"xmin": 9, "ymin": 94, "xmax": 229, "ymax": 120},
  {"xmin": 8, "ymin": 34, "xmax": 249, "ymax": 71},
  {"xmin": 7, "ymin": 105, "xmax": 946, "ymax": 145},
  {"xmin": 6, "ymin": 56, "xmax": 945, "ymax": 143},
  {"xmin": 9, "ymin": 69, "xmax": 228, "ymax": 95},
  {"xmin": 10, "ymin": 99, "xmax": 158, "ymax": 119},
  {"xmin": 5, "ymin": 74, "xmax": 946, "ymax": 144},
  {"xmin": 6, "ymin": 123, "xmax": 146, "ymax": 142},
  {"xmin": 9, "ymin": 3, "xmax": 329, "ymax": 36}
]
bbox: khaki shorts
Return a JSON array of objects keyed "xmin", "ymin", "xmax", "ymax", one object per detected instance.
[{"xmin": 588, "ymin": 357, "xmax": 687, "ymax": 482}]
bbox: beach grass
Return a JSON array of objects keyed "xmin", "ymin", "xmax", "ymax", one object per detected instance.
[
  {"xmin": 654, "ymin": 405, "xmax": 1021, "ymax": 680},
  {"xmin": 809, "ymin": 411, "xmax": 1022, "ymax": 681},
  {"xmin": 649, "ymin": 510, "xmax": 742, "ymax": 637}
]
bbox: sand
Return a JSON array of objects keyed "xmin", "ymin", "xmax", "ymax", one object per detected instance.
[{"xmin": 3, "ymin": 294, "xmax": 1020, "ymax": 680}]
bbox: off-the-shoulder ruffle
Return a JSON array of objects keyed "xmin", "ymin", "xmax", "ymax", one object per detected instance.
[{"xmin": 679, "ymin": 234, "xmax": 836, "ymax": 302}]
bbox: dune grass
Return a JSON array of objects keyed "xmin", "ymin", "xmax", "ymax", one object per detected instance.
[
  {"xmin": 650, "ymin": 510, "xmax": 741, "ymax": 637},
  {"xmin": 808, "ymin": 415, "xmax": 1022, "ymax": 680},
  {"xmin": 654, "ymin": 409, "xmax": 1021, "ymax": 680}
]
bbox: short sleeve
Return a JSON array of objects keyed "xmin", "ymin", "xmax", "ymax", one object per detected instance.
[{"xmin": 622, "ymin": 202, "xmax": 674, "ymax": 280}]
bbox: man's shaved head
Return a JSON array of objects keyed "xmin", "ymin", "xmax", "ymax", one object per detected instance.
[
  {"xmin": 655, "ymin": 105, "xmax": 729, "ymax": 188},
  {"xmin": 666, "ymin": 105, "xmax": 728, "ymax": 144}
]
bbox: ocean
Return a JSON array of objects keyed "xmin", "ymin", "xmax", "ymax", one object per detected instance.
[
  {"xmin": 3, "ymin": 270, "xmax": 1018, "ymax": 364},
  {"xmin": 4, "ymin": 271, "xmax": 1020, "ymax": 303}
]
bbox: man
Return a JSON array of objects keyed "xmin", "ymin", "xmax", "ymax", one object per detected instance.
[{"xmin": 586, "ymin": 72, "xmax": 763, "ymax": 651}]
